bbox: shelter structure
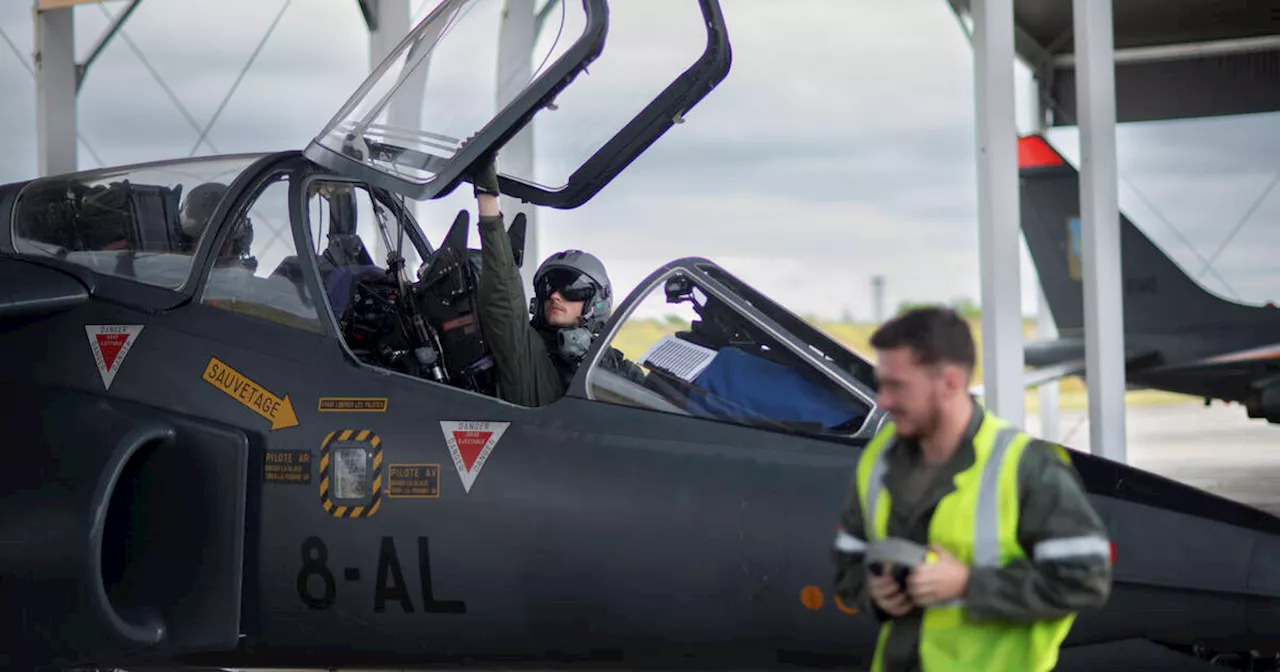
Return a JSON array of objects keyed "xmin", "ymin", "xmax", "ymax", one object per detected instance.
[
  {"xmin": 31, "ymin": 0, "xmax": 410, "ymax": 177},
  {"xmin": 946, "ymin": 0, "xmax": 1280, "ymax": 464},
  {"xmin": 30, "ymin": 0, "xmax": 555, "ymax": 290}
]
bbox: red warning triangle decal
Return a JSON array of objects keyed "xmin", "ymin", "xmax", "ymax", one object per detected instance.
[
  {"xmin": 85, "ymin": 325, "xmax": 145, "ymax": 390},
  {"xmin": 455, "ymin": 431, "xmax": 492, "ymax": 471},
  {"xmin": 440, "ymin": 421, "xmax": 509, "ymax": 494},
  {"xmin": 97, "ymin": 333, "xmax": 127, "ymax": 370}
]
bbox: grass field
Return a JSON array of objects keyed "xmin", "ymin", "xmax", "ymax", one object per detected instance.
[{"xmin": 611, "ymin": 316, "xmax": 1196, "ymax": 411}]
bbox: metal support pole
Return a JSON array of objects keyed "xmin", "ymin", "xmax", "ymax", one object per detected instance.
[
  {"xmin": 1073, "ymin": 0, "xmax": 1127, "ymax": 463},
  {"xmin": 1036, "ymin": 284, "xmax": 1060, "ymax": 441},
  {"xmin": 367, "ymin": 0, "xmax": 411, "ymax": 74},
  {"xmin": 1029, "ymin": 75, "xmax": 1060, "ymax": 443},
  {"xmin": 366, "ymin": 0, "xmax": 412, "ymax": 265},
  {"xmin": 497, "ymin": 0, "xmax": 539, "ymax": 294},
  {"xmin": 972, "ymin": 0, "xmax": 1025, "ymax": 426},
  {"xmin": 34, "ymin": 4, "xmax": 77, "ymax": 176},
  {"xmin": 77, "ymin": 0, "xmax": 142, "ymax": 90}
]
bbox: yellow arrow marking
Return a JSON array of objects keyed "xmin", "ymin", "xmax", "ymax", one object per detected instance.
[{"xmin": 202, "ymin": 356, "xmax": 299, "ymax": 430}]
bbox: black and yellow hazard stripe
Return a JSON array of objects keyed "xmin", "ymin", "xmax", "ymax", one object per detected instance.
[{"xmin": 319, "ymin": 428, "xmax": 383, "ymax": 518}]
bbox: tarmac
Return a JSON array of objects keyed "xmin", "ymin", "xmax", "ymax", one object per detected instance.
[{"xmin": 1025, "ymin": 399, "xmax": 1280, "ymax": 516}]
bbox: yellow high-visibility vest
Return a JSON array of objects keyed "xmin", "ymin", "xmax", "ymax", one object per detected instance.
[{"xmin": 856, "ymin": 411, "xmax": 1076, "ymax": 672}]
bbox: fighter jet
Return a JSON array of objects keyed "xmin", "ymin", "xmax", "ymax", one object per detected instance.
[
  {"xmin": 1016, "ymin": 134, "xmax": 1280, "ymax": 425},
  {"xmin": 2, "ymin": 2, "xmax": 1280, "ymax": 671}
]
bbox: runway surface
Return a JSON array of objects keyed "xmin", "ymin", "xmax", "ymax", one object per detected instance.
[{"xmin": 1025, "ymin": 399, "xmax": 1280, "ymax": 517}]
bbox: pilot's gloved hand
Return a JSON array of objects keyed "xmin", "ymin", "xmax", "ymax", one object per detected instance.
[{"xmin": 460, "ymin": 134, "xmax": 500, "ymax": 198}]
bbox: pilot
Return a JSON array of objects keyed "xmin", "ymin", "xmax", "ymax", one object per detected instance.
[
  {"xmin": 178, "ymin": 182, "xmax": 229, "ymax": 253},
  {"xmin": 461, "ymin": 149, "xmax": 645, "ymax": 407},
  {"xmin": 178, "ymin": 182, "xmax": 256, "ymax": 270}
]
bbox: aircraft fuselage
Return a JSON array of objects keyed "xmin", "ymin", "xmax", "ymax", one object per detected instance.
[{"xmin": 7, "ymin": 280, "xmax": 1280, "ymax": 670}]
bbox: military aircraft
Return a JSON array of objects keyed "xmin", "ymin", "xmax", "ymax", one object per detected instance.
[
  {"xmin": 1016, "ymin": 134, "xmax": 1280, "ymax": 425},
  {"xmin": 3, "ymin": 1, "xmax": 1280, "ymax": 671}
]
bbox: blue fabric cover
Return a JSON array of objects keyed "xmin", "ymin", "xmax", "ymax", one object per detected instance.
[
  {"xmin": 687, "ymin": 346, "xmax": 863, "ymax": 429},
  {"xmin": 324, "ymin": 265, "xmax": 385, "ymax": 315}
]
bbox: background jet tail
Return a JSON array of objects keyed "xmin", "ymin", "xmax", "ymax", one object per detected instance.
[{"xmin": 1017, "ymin": 134, "xmax": 1276, "ymax": 339}]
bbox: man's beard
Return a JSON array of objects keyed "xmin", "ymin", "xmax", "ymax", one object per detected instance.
[
  {"xmin": 545, "ymin": 304, "xmax": 573, "ymax": 327},
  {"xmin": 897, "ymin": 402, "xmax": 942, "ymax": 440}
]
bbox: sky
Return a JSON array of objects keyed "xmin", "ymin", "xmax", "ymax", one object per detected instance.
[{"xmin": 2, "ymin": 0, "xmax": 1279, "ymax": 324}]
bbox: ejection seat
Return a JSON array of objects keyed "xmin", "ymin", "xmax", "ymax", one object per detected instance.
[
  {"xmin": 276, "ymin": 185, "xmax": 383, "ymax": 316},
  {"xmin": 322, "ymin": 194, "xmax": 380, "ymax": 315}
]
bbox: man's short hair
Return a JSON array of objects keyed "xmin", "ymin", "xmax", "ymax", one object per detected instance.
[{"xmin": 869, "ymin": 305, "xmax": 976, "ymax": 375}]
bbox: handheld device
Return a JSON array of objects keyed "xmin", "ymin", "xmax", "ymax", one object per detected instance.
[{"xmin": 866, "ymin": 538, "xmax": 930, "ymax": 593}]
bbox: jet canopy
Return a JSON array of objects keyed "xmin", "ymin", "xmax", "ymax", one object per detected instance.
[
  {"xmin": 304, "ymin": 0, "xmax": 731, "ymax": 208},
  {"xmin": 578, "ymin": 258, "xmax": 885, "ymax": 440}
]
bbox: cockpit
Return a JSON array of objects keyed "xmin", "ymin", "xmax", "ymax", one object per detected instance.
[
  {"xmin": 4, "ymin": 155, "xmax": 882, "ymax": 441},
  {"xmin": 300, "ymin": 176, "xmax": 527, "ymax": 400},
  {"xmin": 297, "ymin": 193, "xmax": 882, "ymax": 439},
  {"xmin": 299, "ymin": 176, "xmax": 498, "ymax": 391},
  {"xmin": 293, "ymin": 177, "xmax": 883, "ymax": 439},
  {"xmin": 581, "ymin": 261, "xmax": 881, "ymax": 439},
  {"xmin": 305, "ymin": 181, "xmax": 392, "ymax": 315},
  {"xmin": 5, "ymin": 155, "xmax": 268, "ymax": 289}
]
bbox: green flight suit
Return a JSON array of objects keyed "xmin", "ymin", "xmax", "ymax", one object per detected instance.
[{"xmin": 475, "ymin": 213, "xmax": 643, "ymax": 407}]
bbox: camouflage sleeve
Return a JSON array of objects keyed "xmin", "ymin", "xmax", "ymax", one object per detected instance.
[
  {"xmin": 832, "ymin": 469, "xmax": 887, "ymax": 622},
  {"xmin": 476, "ymin": 214, "xmax": 565, "ymax": 406},
  {"xmin": 964, "ymin": 439, "xmax": 1113, "ymax": 622}
]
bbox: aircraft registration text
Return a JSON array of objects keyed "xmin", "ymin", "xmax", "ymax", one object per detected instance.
[{"xmin": 296, "ymin": 536, "xmax": 466, "ymax": 614}]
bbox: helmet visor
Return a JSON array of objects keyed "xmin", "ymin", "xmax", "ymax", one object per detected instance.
[{"xmin": 538, "ymin": 268, "xmax": 596, "ymax": 303}]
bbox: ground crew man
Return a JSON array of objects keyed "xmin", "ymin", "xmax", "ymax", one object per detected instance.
[
  {"xmin": 462, "ymin": 148, "xmax": 645, "ymax": 407},
  {"xmin": 832, "ymin": 306, "xmax": 1112, "ymax": 672}
]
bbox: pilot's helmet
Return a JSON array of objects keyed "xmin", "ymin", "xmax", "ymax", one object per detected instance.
[
  {"xmin": 530, "ymin": 249, "xmax": 613, "ymax": 332},
  {"xmin": 180, "ymin": 182, "xmax": 229, "ymax": 241}
]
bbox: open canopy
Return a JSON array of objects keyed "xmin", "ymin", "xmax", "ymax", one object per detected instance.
[{"xmin": 305, "ymin": 0, "xmax": 732, "ymax": 208}]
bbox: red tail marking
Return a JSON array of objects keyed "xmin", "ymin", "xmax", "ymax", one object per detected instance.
[{"xmin": 1017, "ymin": 135, "xmax": 1065, "ymax": 169}]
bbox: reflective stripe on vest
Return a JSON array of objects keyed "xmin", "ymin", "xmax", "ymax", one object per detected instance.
[{"xmin": 857, "ymin": 412, "xmax": 1078, "ymax": 672}]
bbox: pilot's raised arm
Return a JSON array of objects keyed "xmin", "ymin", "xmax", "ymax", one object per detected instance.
[
  {"xmin": 464, "ymin": 153, "xmax": 568, "ymax": 407},
  {"xmin": 462, "ymin": 150, "xmax": 640, "ymax": 407}
]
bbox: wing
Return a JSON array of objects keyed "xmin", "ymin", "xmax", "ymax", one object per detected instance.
[
  {"xmin": 969, "ymin": 357, "xmax": 1087, "ymax": 398},
  {"xmin": 969, "ymin": 338, "xmax": 1161, "ymax": 398}
]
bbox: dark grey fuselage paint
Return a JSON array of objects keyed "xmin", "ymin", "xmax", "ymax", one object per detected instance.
[{"xmin": 5, "ymin": 266, "xmax": 1280, "ymax": 670}]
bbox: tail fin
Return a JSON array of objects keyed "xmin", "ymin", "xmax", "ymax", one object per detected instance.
[{"xmin": 1017, "ymin": 135, "xmax": 1270, "ymax": 337}]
